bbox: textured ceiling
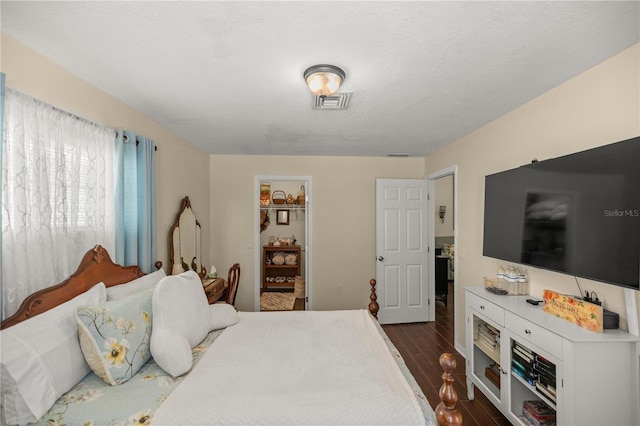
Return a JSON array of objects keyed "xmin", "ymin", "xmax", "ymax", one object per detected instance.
[{"xmin": 2, "ymin": 1, "xmax": 639, "ymax": 157}]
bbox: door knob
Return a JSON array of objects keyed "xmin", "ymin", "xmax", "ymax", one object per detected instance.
[{"xmin": 378, "ymin": 256, "xmax": 384, "ymax": 261}]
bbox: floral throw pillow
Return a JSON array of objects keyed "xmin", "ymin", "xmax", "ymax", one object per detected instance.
[{"xmin": 75, "ymin": 288, "xmax": 153, "ymax": 386}]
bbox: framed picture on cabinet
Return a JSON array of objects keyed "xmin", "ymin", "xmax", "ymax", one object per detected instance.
[{"xmin": 276, "ymin": 210, "xmax": 289, "ymax": 225}]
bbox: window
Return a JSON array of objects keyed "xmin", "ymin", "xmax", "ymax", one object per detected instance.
[{"xmin": 2, "ymin": 89, "xmax": 116, "ymax": 319}]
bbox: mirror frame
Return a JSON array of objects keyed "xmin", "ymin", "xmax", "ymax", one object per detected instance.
[
  {"xmin": 276, "ymin": 209, "xmax": 289, "ymax": 225},
  {"xmin": 169, "ymin": 196, "xmax": 206, "ymax": 278}
]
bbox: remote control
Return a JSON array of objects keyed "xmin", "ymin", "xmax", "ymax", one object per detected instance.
[{"xmin": 526, "ymin": 298, "xmax": 542, "ymax": 305}]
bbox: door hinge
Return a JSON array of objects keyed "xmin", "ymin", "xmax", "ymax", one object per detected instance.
[
  {"xmin": 305, "ymin": 296, "xmax": 308, "ymax": 302},
  {"xmin": 428, "ymin": 298, "xmax": 431, "ymax": 305}
]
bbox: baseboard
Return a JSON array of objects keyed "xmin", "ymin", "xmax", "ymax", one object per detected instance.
[{"xmin": 455, "ymin": 341, "xmax": 466, "ymax": 359}]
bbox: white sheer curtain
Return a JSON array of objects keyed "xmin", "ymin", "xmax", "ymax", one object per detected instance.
[{"xmin": 1, "ymin": 89, "xmax": 116, "ymax": 319}]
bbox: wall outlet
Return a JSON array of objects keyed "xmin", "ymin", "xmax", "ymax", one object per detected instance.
[{"xmin": 336, "ymin": 285, "xmax": 342, "ymax": 294}]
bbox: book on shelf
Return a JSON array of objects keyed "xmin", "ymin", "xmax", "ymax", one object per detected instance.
[
  {"xmin": 478, "ymin": 323, "xmax": 499, "ymax": 347},
  {"xmin": 479, "ymin": 322, "xmax": 500, "ymax": 335},
  {"xmin": 535, "ymin": 380, "xmax": 556, "ymax": 396},
  {"xmin": 522, "ymin": 408, "xmax": 557, "ymax": 426},
  {"xmin": 478, "ymin": 332, "xmax": 497, "ymax": 348},
  {"xmin": 534, "ymin": 355, "xmax": 556, "ymax": 372},
  {"xmin": 513, "ymin": 346, "xmax": 534, "ymax": 362},
  {"xmin": 522, "ymin": 400, "xmax": 556, "ymax": 426},
  {"xmin": 513, "ymin": 341, "xmax": 533, "ymax": 355},
  {"xmin": 511, "ymin": 360, "xmax": 538, "ymax": 381},
  {"xmin": 513, "ymin": 342, "xmax": 534, "ymax": 358},
  {"xmin": 511, "ymin": 358, "xmax": 529, "ymax": 374},
  {"xmin": 511, "ymin": 361, "xmax": 539, "ymax": 381},
  {"xmin": 533, "ymin": 361, "xmax": 556, "ymax": 378},
  {"xmin": 523, "ymin": 400, "xmax": 555, "ymax": 417},
  {"xmin": 546, "ymin": 385, "xmax": 557, "ymax": 397},
  {"xmin": 535, "ymin": 382, "xmax": 557, "ymax": 403},
  {"xmin": 535, "ymin": 370, "xmax": 556, "ymax": 388},
  {"xmin": 535, "ymin": 354, "xmax": 555, "ymax": 367},
  {"xmin": 512, "ymin": 366, "xmax": 536, "ymax": 386},
  {"xmin": 512, "ymin": 351, "xmax": 533, "ymax": 369}
]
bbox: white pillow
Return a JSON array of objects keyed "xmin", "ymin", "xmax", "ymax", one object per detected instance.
[
  {"xmin": 209, "ymin": 303, "xmax": 240, "ymax": 330},
  {"xmin": 152, "ymin": 271, "xmax": 210, "ymax": 347},
  {"xmin": 151, "ymin": 271, "xmax": 232, "ymax": 377},
  {"xmin": 0, "ymin": 364, "xmax": 32, "ymax": 426},
  {"xmin": 149, "ymin": 328, "xmax": 192, "ymax": 378},
  {"xmin": 106, "ymin": 269, "xmax": 166, "ymax": 300},
  {"xmin": 149, "ymin": 304, "xmax": 239, "ymax": 377},
  {"xmin": 1, "ymin": 282, "xmax": 107, "ymax": 425}
]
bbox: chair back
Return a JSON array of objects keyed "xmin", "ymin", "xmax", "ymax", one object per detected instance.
[{"xmin": 226, "ymin": 263, "xmax": 240, "ymax": 306}]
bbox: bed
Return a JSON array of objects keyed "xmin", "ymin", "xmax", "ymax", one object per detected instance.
[{"xmin": 1, "ymin": 245, "xmax": 462, "ymax": 426}]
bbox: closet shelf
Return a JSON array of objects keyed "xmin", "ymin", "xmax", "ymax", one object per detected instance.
[{"xmin": 260, "ymin": 204, "xmax": 306, "ymax": 210}]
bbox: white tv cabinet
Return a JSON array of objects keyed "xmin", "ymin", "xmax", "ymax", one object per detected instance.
[{"xmin": 465, "ymin": 286, "xmax": 640, "ymax": 425}]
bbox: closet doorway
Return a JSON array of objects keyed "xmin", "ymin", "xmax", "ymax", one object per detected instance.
[{"xmin": 253, "ymin": 176, "xmax": 312, "ymax": 312}]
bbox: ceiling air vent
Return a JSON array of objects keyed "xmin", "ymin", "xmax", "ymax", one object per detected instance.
[{"xmin": 312, "ymin": 92, "xmax": 352, "ymax": 110}]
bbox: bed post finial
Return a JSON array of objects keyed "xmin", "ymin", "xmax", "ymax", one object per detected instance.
[
  {"xmin": 435, "ymin": 352, "xmax": 463, "ymax": 426},
  {"xmin": 368, "ymin": 279, "xmax": 379, "ymax": 319}
]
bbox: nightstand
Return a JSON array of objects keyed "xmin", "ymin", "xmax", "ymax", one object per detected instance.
[{"xmin": 203, "ymin": 278, "xmax": 227, "ymax": 304}]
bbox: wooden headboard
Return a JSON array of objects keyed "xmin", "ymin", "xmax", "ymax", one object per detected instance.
[{"xmin": 1, "ymin": 245, "xmax": 162, "ymax": 329}]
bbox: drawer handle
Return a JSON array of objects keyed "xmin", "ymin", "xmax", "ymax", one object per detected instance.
[{"xmin": 525, "ymin": 329, "xmax": 532, "ymax": 335}]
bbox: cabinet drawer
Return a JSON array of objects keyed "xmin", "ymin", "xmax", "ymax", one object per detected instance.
[
  {"xmin": 506, "ymin": 311, "xmax": 562, "ymax": 359},
  {"xmin": 467, "ymin": 292, "xmax": 504, "ymax": 326}
]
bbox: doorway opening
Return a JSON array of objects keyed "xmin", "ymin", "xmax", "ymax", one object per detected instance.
[
  {"xmin": 254, "ymin": 176, "xmax": 312, "ymax": 312},
  {"xmin": 428, "ymin": 166, "xmax": 458, "ymax": 347}
]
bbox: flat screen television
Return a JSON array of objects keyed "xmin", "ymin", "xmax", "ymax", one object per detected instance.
[{"xmin": 483, "ymin": 136, "xmax": 640, "ymax": 290}]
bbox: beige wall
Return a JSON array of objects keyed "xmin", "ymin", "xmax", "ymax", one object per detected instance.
[
  {"xmin": 1, "ymin": 33, "xmax": 211, "ymax": 270},
  {"xmin": 425, "ymin": 44, "xmax": 640, "ymax": 349},
  {"xmin": 209, "ymin": 155, "xmax": 425, "ymax": 311}
]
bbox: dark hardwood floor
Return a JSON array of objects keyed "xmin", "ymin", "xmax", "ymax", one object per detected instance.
[{"xmin": 382, "ymin": 282, "xmax": 510, "ymax": 426}]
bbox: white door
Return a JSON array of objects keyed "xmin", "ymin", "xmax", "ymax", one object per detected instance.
[{"xmin": 376, "ymin": 178, "xmax": 431, "ymax": 324}]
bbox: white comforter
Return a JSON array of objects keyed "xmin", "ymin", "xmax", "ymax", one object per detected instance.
[{"xmin": 152, "ymin": 309, "xmax": 426, "ymax": 425}]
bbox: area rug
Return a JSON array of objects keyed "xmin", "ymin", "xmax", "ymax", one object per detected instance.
[{"xmin": 260, "ymin": 292, "xmax": 296, "ymax": 311}]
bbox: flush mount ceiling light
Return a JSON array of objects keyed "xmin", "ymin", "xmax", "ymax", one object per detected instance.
[{"xmin": 303, "ymin": 64, "xmax": 346, "ymax": 97}]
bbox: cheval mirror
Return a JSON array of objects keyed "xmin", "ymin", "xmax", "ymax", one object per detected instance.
[{"xmin": 169, "ymin": 196, "xmax": 206, "ymax": 278}]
